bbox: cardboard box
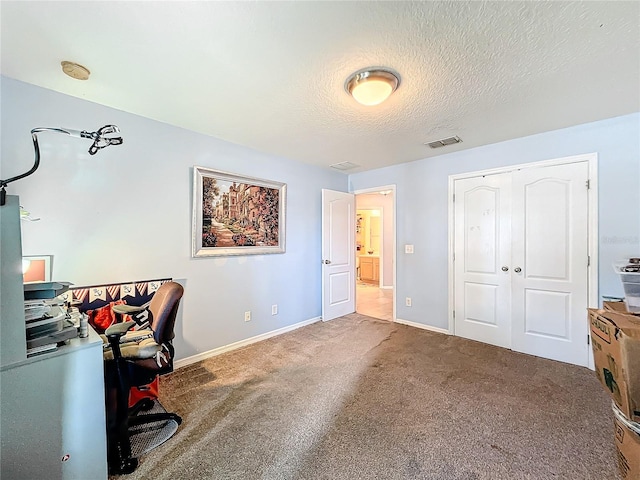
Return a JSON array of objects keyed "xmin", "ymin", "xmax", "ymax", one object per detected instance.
[
  {"xmin": 613, "ymin": 404, "xmax": 640, "ymax": 479},
  {"xmin": 588, "ymin": 309, "xmax": 640, "ymax": 422},
  {"xmin": 604, "ymin": 301, "xmax": 631, "ymax": 313}
]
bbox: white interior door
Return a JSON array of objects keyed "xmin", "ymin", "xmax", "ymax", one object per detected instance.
[
  {"xmin": 454, "ymin": 174, "xmax": 512, "ymax": 349},
  {"xmin": 453, "ymin": 159, "xmax": 591, "ymax": 366},
  {"xmin": 511, "ymin": 162, "xmax": 589, "ymax": 366},
  {"xmin": 322, "ymin": 189, "xmax": 355, "ymax": 321}
]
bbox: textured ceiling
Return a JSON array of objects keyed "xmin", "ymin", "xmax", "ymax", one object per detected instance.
[{"xmin": 1, "ymin": 1, "xmax": 638, "ymax": 173}]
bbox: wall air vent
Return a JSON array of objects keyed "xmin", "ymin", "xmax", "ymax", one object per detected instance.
[
  {"xmin": 425, "ymin": 135, "xmax": 462, "ymax": 149},
  {"xmin": 330, "ymin": 161, "xmax": 360, "ymax": 171}
]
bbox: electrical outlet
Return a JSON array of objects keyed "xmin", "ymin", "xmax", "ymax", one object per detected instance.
[
  {"xmin": 244, "ymin": 311, "xmax": 251, "ymax": 322},
  {"xmin": 405, "ymin": 244, "xmax": 414, "ymax": 254},
  {"xmin": 405, "ymin": 297, "xmax": 412, "ymax": 307},
  {"xmin": 271, "ymin": 304, "xmax": 278, "ymax": 315}
]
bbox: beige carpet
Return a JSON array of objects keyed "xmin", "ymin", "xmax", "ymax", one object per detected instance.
[{"xmin": 121, "ymin": 314, "xmax": 619, "ymax": 480}]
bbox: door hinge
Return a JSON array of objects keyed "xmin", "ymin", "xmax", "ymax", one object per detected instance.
[
  {"xmin": 452, "ymin": 194, "xmax": 455, "ymax": 202},
  {"xmin": 587, "ymin": 334, "xmax": 590, "ymax": 345},
  {"xmin": 586, "ymin": 179, "xmax": 590, "ymax": 189},
  {"xmin": 587, "ymin": 255, "xmax": 591, "ymax": 267},
  {"xmin": 452, "ymin": 310, "xmax": 456, "ymax": 319}
]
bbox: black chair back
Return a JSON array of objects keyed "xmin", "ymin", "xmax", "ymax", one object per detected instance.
[{"xmin": 148, "ymin": 282, "xmax": 184, "ymax": 346}]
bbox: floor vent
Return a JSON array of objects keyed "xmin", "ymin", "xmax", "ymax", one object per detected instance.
[
  {"xmin": 425, "ymin": 135, "xmax": 462, "ymax": 149},
  {"xmin": 330, "ymin": 161, "xmax": 360, "ymax": 171}
]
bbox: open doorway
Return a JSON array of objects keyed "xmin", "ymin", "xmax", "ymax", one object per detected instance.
[{"xmin": 355, "ymin": 187, "xmax": 395, "ymax": 321}]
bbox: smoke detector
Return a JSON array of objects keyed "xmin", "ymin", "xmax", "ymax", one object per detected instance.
[{"xmin": 61, "ymin": 61, "xmax": 90, "ymax": 80}]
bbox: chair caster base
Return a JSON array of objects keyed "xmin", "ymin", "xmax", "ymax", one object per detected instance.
[
  {"xmin": 139, "ymin": 397, "xmax": 155, "ymax": 411},
  {"xmin": 108, "ymin": 456, "xmax": 138, "ymax": 476},
  {"xmin": 130, "ymin": 397, "xmax": 155, "ymax": 416}
]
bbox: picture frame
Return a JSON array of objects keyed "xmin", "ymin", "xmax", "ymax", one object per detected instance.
[
  {"xmin": 192, "ymin": 166, "xmax": 286, "ymax": 257},
  {"xmin": 23, "ymin": 255, "xmax": 53, "ymax": 283}
]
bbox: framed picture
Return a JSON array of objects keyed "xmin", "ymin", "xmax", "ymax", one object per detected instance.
[
  {"xmin": 192, "ymin": 166, "xmax": 286, "ymax": 257},
  {"xmin": 23, "ymin": 255, "xmax": 53, "ymax": 283}
]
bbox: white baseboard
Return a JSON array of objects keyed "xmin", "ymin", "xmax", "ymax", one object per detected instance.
[
  {"xmin": 174, "ymin": 316, "xmax": 321, "ymax": 370},
  {"xmin": 394, "ymin": 318, "xmax": 451, "ymax": 335}
]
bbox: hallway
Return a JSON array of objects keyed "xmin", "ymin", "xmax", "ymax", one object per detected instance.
[{"xmin": 356, "ymin": 283, "xmax": 393, "ymax": 321}]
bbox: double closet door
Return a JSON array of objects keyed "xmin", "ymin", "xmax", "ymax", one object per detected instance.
[{"xmin": 453, "ymin": 161, "xmax": 590, "ymax": 366}]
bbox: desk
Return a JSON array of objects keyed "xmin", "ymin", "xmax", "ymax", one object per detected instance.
[
  {"xmin": 0, "ymin": 327, "xmax": 108, "ymax": 479},
  {"xmin": 0, "ymin": 195, "xmax": 107, "ymax": 479}
]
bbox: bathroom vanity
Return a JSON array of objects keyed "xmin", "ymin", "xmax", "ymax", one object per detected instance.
[{"xmin": 359, "ymin": 255, "xmax": 380, "ymax": 284}]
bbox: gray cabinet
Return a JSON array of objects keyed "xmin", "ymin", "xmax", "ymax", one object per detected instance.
[
  {"xmin": 0, "ymin": 195, "xmax": 108, "ymax": 480},
  {"xmin": 1, "ymin": 331, "xmax": 108, "ymax": 479}
]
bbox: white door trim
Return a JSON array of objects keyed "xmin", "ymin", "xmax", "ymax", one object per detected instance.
[
  {"xmin": 447, "ymin": 153, "xmax": 599, "ymax": 366},
  {"xmin": 353, "ymin": 184, "xmax": 397, "ymax": 321}
]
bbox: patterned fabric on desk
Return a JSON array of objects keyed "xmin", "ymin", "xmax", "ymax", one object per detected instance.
[{"xmin": 62, "ymin": 278, "xmax": 172, "ymax": 333}]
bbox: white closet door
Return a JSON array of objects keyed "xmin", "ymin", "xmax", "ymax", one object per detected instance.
[
  {"xmin": 454, "ymin": 174, "xmax": 512, "ymax": 349},
  {"xmin": 510, "ymin": 162, "xmax": 589, "ymax": 366}
]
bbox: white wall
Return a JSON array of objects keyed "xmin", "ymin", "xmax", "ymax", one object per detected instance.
[
  {"xmin": 1, "ymin": 77, "xmax": 348, "ymax": 360},
  {"xmin": 350, "ymin": 113, "xmax": 640, "ymax": 330}
]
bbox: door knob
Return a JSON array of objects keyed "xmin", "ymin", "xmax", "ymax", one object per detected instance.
[
  {"xmin": 514, "ymin": 267, "xmax": 522, "ymax": 273},
  {"xmin": 501, "ymin": 266, "xmax": 509, "ymax": 272},
  {"xmin": 323, "ymin": 259, "xmax": 331, "ymax": 265}
]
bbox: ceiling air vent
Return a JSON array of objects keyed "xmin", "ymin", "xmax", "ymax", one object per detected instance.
[
  {"xmin": 330, "ymin": 161, "xmax": 360, "ymax": 171},
  {"xmin": 425, "ymin": 135, "xmax": 462, "ymax": 149}
]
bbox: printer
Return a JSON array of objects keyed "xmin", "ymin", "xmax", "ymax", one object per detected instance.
[{"xmin": 24, "ymin": 281, "xmax": 77, "ymax": 356}]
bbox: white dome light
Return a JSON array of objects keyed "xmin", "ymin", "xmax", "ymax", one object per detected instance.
[{"xmin": 345, "ymin": 68, "xmax": 400, "ymax": 106}]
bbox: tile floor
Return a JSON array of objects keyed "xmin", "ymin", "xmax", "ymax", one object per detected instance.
[{"xmin": 356, "ymin": 283, "xmax": 393, "ymax": 321}]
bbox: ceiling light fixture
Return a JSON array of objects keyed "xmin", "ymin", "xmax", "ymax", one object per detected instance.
[{"xmin": 345, "ymin": 67, "xmax": 400, "ymax": 106}]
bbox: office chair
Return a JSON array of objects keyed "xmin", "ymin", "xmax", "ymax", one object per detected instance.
[{"xmin": 103, "ymin": 281, "xmax": 184, "ymax": 475}]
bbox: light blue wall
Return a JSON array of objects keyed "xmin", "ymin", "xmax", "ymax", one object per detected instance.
[
  {"xmin": 3, "ymin": 76, "xmax": 637, "ymax": 347},
  {"xmin": 0, "ymin": 77, "xmax": 347, "ymax": 360},
  {"xmin": 350, "ymin": 113, "xmax": 640, "ymax": 330}
]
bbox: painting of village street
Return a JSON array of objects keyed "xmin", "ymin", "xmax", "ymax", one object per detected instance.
[{"xmin": 199, "ymin": 173, "xmax": 283, "ymax": 253}]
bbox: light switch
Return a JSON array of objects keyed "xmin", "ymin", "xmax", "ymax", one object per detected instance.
[{"xmin": 405, "ymin": 244, "xmax": 414, "ymax": 254}]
